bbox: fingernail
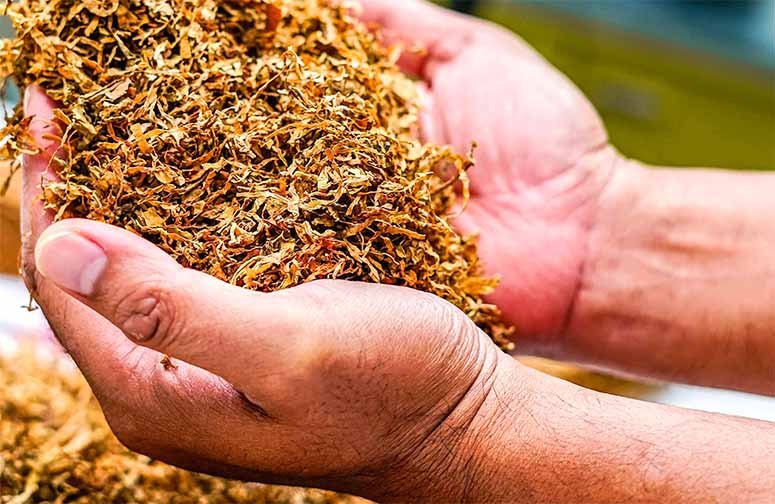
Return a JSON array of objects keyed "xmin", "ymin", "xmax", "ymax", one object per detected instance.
[
  {"xmin": 23, "ymin": 85, "xmax": 49, "ymax": 117},
  {"xmin": 35, "ymin": 231, "xmax": 108, "ymax": 296},
  {"xmin": 23, "ymin": 90, "xmax": 31, "ymax": 115},
  {"xmin": 23, "ymin": 85, "xmax": 38, "ymax": 115}
]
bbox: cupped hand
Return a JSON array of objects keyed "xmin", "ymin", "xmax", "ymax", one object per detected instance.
[
  {"xmin": 361, "ymin": 0, "xmax": 620, "ymax": 353},
  {"xmin": 20, "ymin": 86, "xmax": 525, "ymax": 502},
  {"xmin": 20, "ymin": 1, "xmax": 617, "ymax": 494}
]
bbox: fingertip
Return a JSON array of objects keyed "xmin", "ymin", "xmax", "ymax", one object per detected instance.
[
  {"xmin": 35, "ymin": 224, "xmax": 107, "ymax": 297},
  {"xmin": 23, "ymin": 84, "xmax": 56, "ymax": 117},
  {"xmin": 23, "ymin": 85, "xmax": 63, "ymax": 158}
]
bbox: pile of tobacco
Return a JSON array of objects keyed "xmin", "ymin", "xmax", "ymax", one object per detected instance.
[
  {"xmin": 0, "ymin": 342, "xmax": 367, "ymax": 503},
  {"xmin": 0, "ymin": 0, "xmax": 513, "ymax": 348}
]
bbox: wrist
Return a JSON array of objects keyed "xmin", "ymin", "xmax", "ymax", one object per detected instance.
[
  {"xmin": 447, "ymin": 353, "xmax": 534, "ymax": 503},
  {"xmin": 562, "ymin": 155, "xmax": 650, "ymax": 361},
  {"xmin": 530, "ymin": 151, "xmax": 648, "ymax": 361},
  {"xmin": 366, "ymin": 339, "xmax": 532, "ymax": 503},
  {"xmin": 564, "ymin": 157, "xmax": 775, "ymax": 391}
]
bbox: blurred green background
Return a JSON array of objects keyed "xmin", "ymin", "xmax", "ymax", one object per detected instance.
[
  {"xmin": 2, "ymin": 1, "xmax": 774, "ymax": 170},
  {"xmin": 436, "ymin": 0, "xmax": 775, "ymax": 171}
]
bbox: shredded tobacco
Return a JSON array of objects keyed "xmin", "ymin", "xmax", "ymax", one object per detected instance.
[
  {"xmin": 0, "ymin": 343, "xmax": 368, "ymax": 503},
  {"xmin": 0, "ymin": 0, "xmax": 513, "ymax": 348}
]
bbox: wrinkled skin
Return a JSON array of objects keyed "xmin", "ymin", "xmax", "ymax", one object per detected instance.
[
  {"xmin": 23, "ymin": 85, "xmax": 512, "ymax": 496},
  {"xmin": 20, "ymin": 0, "xmax": 616, "ymax": 501}
]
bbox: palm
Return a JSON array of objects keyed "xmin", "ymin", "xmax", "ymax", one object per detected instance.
[{"xmin": 421, "ymin": 29, "xmax": 615, "ymax": 345}]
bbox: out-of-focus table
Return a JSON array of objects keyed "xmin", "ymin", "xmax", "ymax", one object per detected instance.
[{"xmin": 0, "ymin": 274, "xmax": 49, "ymax": 356}]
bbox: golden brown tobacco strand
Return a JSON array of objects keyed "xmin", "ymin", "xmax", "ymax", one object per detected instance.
[
  {"xmin": 0, "ymin": 344, "xmax": 367, "ymax": 503},
  {"xmin": 0, "ymin": 0, "xmax": 514, "ymax": 350}
]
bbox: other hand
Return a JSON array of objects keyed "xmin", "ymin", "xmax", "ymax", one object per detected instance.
[{"xmin": 361, "ymin": 0, "xmax": 619, "ymax": 353}]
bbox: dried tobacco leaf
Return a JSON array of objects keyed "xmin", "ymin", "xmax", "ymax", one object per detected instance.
[
  {"xmin": 0, "ymin": 342, "xmax": 367, "ymax": 503},
  {"xmin": 0, "ymin": 0, "xmax": 514, "ymax": 350}
]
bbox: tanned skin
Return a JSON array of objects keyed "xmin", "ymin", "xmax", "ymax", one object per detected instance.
[{"xmin": 20, "ymin": 1, "xmax": 775, "ymax": 502}]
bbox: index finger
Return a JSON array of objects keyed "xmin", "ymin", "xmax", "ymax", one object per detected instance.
[
  {"xmin": 18, "ymin": 85, "xmax": 137, "ymax": 385},
  {"xmin": 17, "ymin": 87, "xmax": 162, "ymax": 395},
  {"xmin": 20, "ymin": 84, "xmax": 62, "ymax": 260}
]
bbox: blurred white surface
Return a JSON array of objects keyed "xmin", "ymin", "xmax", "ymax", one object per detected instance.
[
  {"xmin": 0, "ymin": 274, "xmax": 48, "ymax": 356},
  {"xmin": 2, "ymin": 273, "xmax": 775, "ymax": 421},
  {"xmin": 645, "ymin": 385, "xmax": 775, "ymax": 422}
]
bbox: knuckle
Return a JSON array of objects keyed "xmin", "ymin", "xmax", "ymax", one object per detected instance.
[
  {"xmin": 410, "ymin": 289, "xmax": 477, "ymax": 338},
  {"xmin": 111, "ymin": 281, "xmax": 181, "ymax": 347},
  {"xmin": 99, "ymin": 358, "xmax": 174, "ymax": 455},
  {"xmin": 286, "ymin": 280, "xmax": 347, "ymax": 334},
  {"xmin": 101, "ymin": 394, "xmax": 164, "ymax": 454},
  {"xmin": 292, "ymin": 279, "xmax": 340, "ymax": 310},
  {"xmin": 281, "ymin": 281, "xmax": 355, "ymax": 369},
  {"xmin": 274, "ymin": 281, "xmax": 481, "ymax": 379},
  {"xmin": 437, "ymin": 297, "xmax": 479, "ymax": 340}
]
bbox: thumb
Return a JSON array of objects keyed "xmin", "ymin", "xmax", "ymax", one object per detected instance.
[{"xmin": 33, "ymin": 218, "xmax": 308, "ymax": 389}]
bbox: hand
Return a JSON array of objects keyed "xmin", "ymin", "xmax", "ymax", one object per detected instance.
[
  {"xmin": 362, "ymin": 1, "xmax": 775, "ymax": 394},
  {"xmin": 20, "ymin": 87, "xmax": 526, "ymax": 501},
  {"xmin": 361, "ymin": 0, "xmax": 619, "ymax": 353}
]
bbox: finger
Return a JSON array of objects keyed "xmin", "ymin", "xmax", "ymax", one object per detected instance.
[
  {"xmin": 22, "ymin": 84, "xmax": 61, "ymax": 160},
  {"xmin": 37, "ymin": 286, "xmax": 287, "ymax": 483},
  {"xmin": 358, "ymin": 0, "xmax": 476, "ymax": 80},
  {"xmin": 19, "ymin": 86, "xmax": 125, "ymax": 383},
  {"xmin": 33, "ymin": 218, "xmax": 306, "ymax": 394},
  {"xmin": 17, "ymin": 90, "xmax": 282, "ymax": 471},
  {"xmin": 28, "ymin": 236, "xmax": 278, "ymax": 478},
  {"xmin": 25, "ymin": 225, "xmax": 267, "ymax": 469},
  {"xmin": 21, "ymin": 85, "xmax": 62, "ymax": 275},
  {"xmin": 416, "ymin": 82, "xmax": 445, "ymax": 145},
  {"xmin": 20, "ymin": 86, "xmax": 128, "ymax": 372},
  {"xmin": 18, "ymin": 88, "xmax": 162, "ymax": 397}
]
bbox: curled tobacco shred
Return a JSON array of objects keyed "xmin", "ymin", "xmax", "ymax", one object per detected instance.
[{"xmin": 0, "ymin": 0, "xmax": 514, "ymax": 349}]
